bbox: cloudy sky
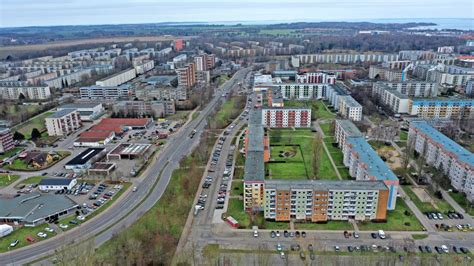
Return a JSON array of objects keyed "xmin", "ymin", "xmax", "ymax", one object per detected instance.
[{"xmin": 1, "ymin": 0, "xmax": 473, "ymax": 28}]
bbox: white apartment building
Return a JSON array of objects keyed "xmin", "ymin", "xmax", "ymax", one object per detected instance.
[
  {"xmin": 296, "ymin": 72, "xmax": 336, "ymax": 84},
  {"xmin": 324, "ymin": 84, "xmax": 348, "ymax": 109},
  {"xmin": 45, "ymin": 109, "xmax": 82, "ymax": 136},
  {"xmin": 80, "ymin": 85, "xmax": 134, "ymax": 100},
  {"xmin": 379, "ymin": 81, "xmax": 438, "ymax": 98},
  {"xmin": 0, "ymin": 84, "xmax": 51, "ymax": 100},
  {"xmin": 338, "ymin": 95, "xmax": 363, "ymax": 121},
  {"xmin": 133, "ymin": 60, "xmax": 154, "ymax": 75},
  {"xmin": 96, "ymin": 68, "xmax": 136, "ymax": 87},
  {"xmin": 297, "ymin": 53, "xmax": 399, "ymax": 64},
  {"xmin": 261, "ymin": 108, "xmax": 311, "ymax": 128},
  {"xmin": 57, "ymin": 103, "xmax": 105, "ymax": 121},
  {"xmin": 276, "ymin": 83, "xmax": 326, "ymax": 100},
  {"xmin": 372, "ymin": 84, "xmax": 411, "ymax": 114},
  {"xmin": 409, "ymin": 121, "xmax": 474, "ymax": 201},
  {"xmin": 369, "ymin": 65, "xmax": 403, "ymax": 81}
]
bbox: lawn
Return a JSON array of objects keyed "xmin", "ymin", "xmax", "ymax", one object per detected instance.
[
  {"xmin": 358, "ymin": 198, "xmax": 424, "ymax": 231},
  {"xmin": 267, "ymin": 162, "xmax": 308, "ymax": 179},
  {"xmin": 226, "ymin": 198, "xmax": 289, "ymax": 230},
  {"xmin": 5, "ymin": 158, "xmax": 29, "ymax": 170},
  {"xmin": 233, "ymin": 167, "xmax": 244, "ymax": 180},
  {"xmin": 0, "ymin": 147, "xmax": 24, "ymax": 161},
  {"xmin": 167, "ymin": 111, "xmax": 190, "ymax": 121},
  {"xmin": 284, "ymin": 100, "xmax": 335, "ymax": 121},
  {"xmin": 259, "ymin": 29, "xmax": 297, "ymax": 36},
  {"xmin": 230, "ymin": 180, "xmax": 243, "ymax": 197},
  {"xmin": 449, "ymin": 192, "xmax": 474, "ymax": 216},
  {"xmin": 295, "ymin": 221, "xmax": 354, "ymax": 230},
  {"xmin": 399, "ymin": 130, "xmax": 408, "ymax": 141},
  {"xmin": 412, "ymin": 234, "xmax": 428, "ymax": 240},
  {"xmin": 215, "ymin": 96, "xmax": 246, "ymax": 128},
  {"xmin": 17, "ymin": 175, "xmax": 44, "ymax": 186},
  {"xmin": 15, "ymin": 111, "xmax": 54, "ymax": 139},
  {"xmin": 337, "ymin": 167, "xmax": 352, "ymax": 180},
  {"xmin": 4, "ymin": 151, "xmax": 70, "ymax": 171},
  {"xmin": 403, "ymin": 186, "xmax": 453, "ymax": 213},
  {"xmin": 318, "ymin": 151, "xmax": 339, "ymax": 180},
  {"xmin": 0, "ymin": 224, "xmax": 58, "ymax": 253},
  {"xmin": 314, "ymin": 101, "xmax": 336, "ymax": 120},
  {"xmin": 0, "ymin": 174, "xmax": 20, "ymax": 187},
  {"xmin": 319, "ymin": 123, "xmax": 333, "ymax": 136},
  {"xmin": 330, "ymin": 151, "xmax": 344, "ymax": 167}
]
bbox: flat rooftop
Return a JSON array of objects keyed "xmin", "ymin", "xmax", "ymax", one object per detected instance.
[
  {"xmin": 265, "ymin": 179, "xmax": 388, "ymax": 191},
  {"xmin": 48, "ymin": 109, "xmax": 76, "ymax": 119},
  {"xmin": 59, "ymin": 103, "xmax": 102, "ymax": 109},
  {"xmin": 65, "ymin": 148, "xmax": 104, "ymax": 166},
  {"xmin": 244, "ymin": 151, "xmax": 265, "ymax": 181},
  {"xmin": 336, "ymin": 120, "xmax": 362, "ymax": 137},
  {"xmin": 109, "ymin": 143, "xmax": 151, "ymax": 156},
  {"xmin": 346, "ymin": 137, "xmax": 398, "ymax": 181},
  {"xmin": 410, "ymin": 121, "xmax": 474, "ymax": 166},
  {"xmin": 340, "ymin": 95, "xmax": 362, "ymax": 107}
]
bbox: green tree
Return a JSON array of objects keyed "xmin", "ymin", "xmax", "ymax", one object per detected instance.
[
  {"xmin": 31, "ymin": 128, "xmax": 41, "ymax": 140},
  {"xmin": 13, "ymin": 131, "xmax": 25, "ymax": 140}
]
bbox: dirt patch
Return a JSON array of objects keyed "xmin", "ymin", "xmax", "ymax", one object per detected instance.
[
  {"xmin": 412, "ymin": 187, "xmax": 432, "ymax": 203},
  {"xmin": 279, "ymin": 151, "xmax": 296, "ymax": 158}
]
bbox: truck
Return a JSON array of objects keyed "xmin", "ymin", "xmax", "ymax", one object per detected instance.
[
  {"xmin": 378, "ymin": 230, "xmax": 386, "ymax": 239},
  {"xmin": 0, "ymin": 224, "xmax": 13, "ymax": 238}
]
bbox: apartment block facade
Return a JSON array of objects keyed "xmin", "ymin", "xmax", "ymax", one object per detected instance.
[
  {"xmin": 409, "ymin": 99, "xmax": 474, "ymax": 119},
  {"xmin": 335, "ymin": 120, "xmax": 363, "ymax": 149},
  {"xmin": 276, "ymin": 83, "xmax": 326, "ymax": 100},
  {"xmin": 79, "ymin": 85, "xmax": 134, "ymax": 100},
  {"xmin": 0, "ymin": 83, "xmax": 51, "ymax": 100},
  {"xmin": 45, "ymin": 109, "xmax": 82, "ymax": 137},
  {"xmin": 176, "ymin": 63, "xmax": 196, "ymax": 88},
  {"xmin": 296, "ymin": 72, "xmax": 336, "ymax": 84},
  {"xmin": 0, "ymin": 128, "xmax": 15, "ymax": 153},
  {"xmin": 264, "ymin": 180, "xmax": 389, "ymax": 222},
  {"xmin": 338, "ymin": 95, "xmax": 363, "ymax": 121},
  {"xmin": 261, "ymin": 108, "xmax": 311, "ymax": 128},
  {"xmin": 408, "ymin": 121, "xmax": 474, "ymax": 201},
  {"xmin": 379, "ymin": 81, "xmax": 438, "ymax": 98},
  {"xmin": 372, "ymin": 84, "xmax": 411, "ymax": 114}
]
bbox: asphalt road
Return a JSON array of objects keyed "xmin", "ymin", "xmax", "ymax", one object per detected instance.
[{"xmin": 0, "ymin": 67, "xmax": 251, "ymax": 265}]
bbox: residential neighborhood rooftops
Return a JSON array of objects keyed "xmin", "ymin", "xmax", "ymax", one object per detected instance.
[
  {"xmin": 346, "ymin": 137, "xmax": 398, "ymax": 181},
  {"xmin": 336, "ymin": 120, "xmax": 362, "ymax": 137},
  {"xmin": 410, "ymin": 121, "xmax": 474, "ymax": 166},
  {"xmin": 244, "ymin": 151, "xmax": 265, "ymax": 181},
  {"xmin": 265, "ymin": 179, "xmax": 388, "ymax": 191}
]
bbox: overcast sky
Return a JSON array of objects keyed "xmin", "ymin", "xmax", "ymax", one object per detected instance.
[{"xmin": 1, "ymin": 0, "xmax": 473, "ymax": 28}]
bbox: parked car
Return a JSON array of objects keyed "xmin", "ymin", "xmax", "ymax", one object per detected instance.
[
  {"xmin": 59, "ymin": 224, "xmax": 68, "ymax": 229},
  {"xmin": 10, "ymin": 240, "xmax": 19, "ymax": 247},
  {"xmin": 44, "ymin": 227, "xmax": 54, "ymax": 233}
]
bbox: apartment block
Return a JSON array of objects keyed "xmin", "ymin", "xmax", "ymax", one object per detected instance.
[
  {"xmin": 379, "ymin": 81, "xmax": 438, "ymax": 98},
  {"xmin": 0, "ymin": 84, "xmax": 51, "ymax": 100},
  {"xmin": 343, "ymin": 137, "xmax": 399, "ymax": 210},
  {"xmin": 96, "ymin": 68, "xmax": 137, "ymax": 87},
  {"xmin": 0, "ymin": 127, "xmax": 15, "ymax": 153},
  {"xmin": 372, "ymin": 84, "xmax": 411, "ymax": 114},
  {"xmin": 176, "ymin": 63, "xmax": 196, "ymax": 88},
  {"xmin": 409, "ymin": 99, "xmax": 474, "ymax": 119},
  {"xmin": 264, "ymin": 180, "xmax": 389, "ymax": 222},
  {"xmin": 79, "ymin": 85, "xmax": 134, "ymax": 100},
  {"xmin": 369, "ymin": 65, "xmax": 403, "ymax": 81},
  {"xmin": 296, "ymin": 72, "xmax": 336, "ymax": 84},
  {"xmin": 325, "ymin": 84, "xmax": 349, "ymax": 109},
  {"xmin": 113, "ymin": 100, "xmax": 175, "ymax": 118},
  {"xmin": 276, "ymin": 83, "xmax": 326, "ymax": 100},
  {"xmin": 45, "ymin": 109, "xmax": 82, "ymax": 137},
  {"xmin": 297, "ymin": 53, "xmax": 399, "ymax": 64},
  {"xmin": 409, "ymin": 121, "xmax": 474, "ymax": 201},
  {"xmin": 261, "ymin": 108, "xmax": 311, "ymax": 128},
  {"xmin": 335, "ymin": 120, "xmax": 363, "ymax": 149},
  {"xmin": 338, "ymin": 95, "xmax": 363, "ymax": 121},
  {"xmin": 57, "ymin": 103, "xmax": 104, "ymax": 121}
]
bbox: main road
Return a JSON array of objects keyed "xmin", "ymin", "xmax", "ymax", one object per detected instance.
[{"xmin": 0, "ymin": 67, "xmax": 251, "ymax": 265}]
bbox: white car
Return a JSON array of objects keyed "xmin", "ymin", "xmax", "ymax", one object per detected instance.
[
  {"xmin": 441, "ymin": 245, "xmax": 449, "ymax": 253},
  {"xmin": 44, "ymin": 227, "xmax": 54, "ymax": 233},
  {"xmin": 77, "ymin": 215, "xmax": 85, "ymax": 221},
  {"xmin": 59, "ymin": 224, "xmax": 68, "ymax": 229},
  {"xmin": 195, "ymin": 205, "xmax": 204, "ymax": 210},
  {"xmin": 132, "ymin": 187, "xmax": 137, "ymax": 192},
  {"xmin": 37, "ymin": 232, "xmax": 47, "ymax": 238},
  {"xmin": 276, "ymin": 243, "xmax": 283, "ymax": 251}
]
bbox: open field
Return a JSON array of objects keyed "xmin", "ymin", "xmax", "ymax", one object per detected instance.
[
  {"xmin": 259, "ymin": 29, "xmax": 298, "ymax": 35},
  {"xmin": 0, "ymin": 174, "xmax": 20, "ymax": 187},
  {"xmin": 0, "ymin": 224, "xmax": 58, "ymax": 253},
  {"xmin": 0, "ymin": 36, "xmax": 191, "ymax": 57},
  {"xmin": 14, "ymin": 111, "xmax": 54, "ymax": 139},
  {"xmin": 358, "ymin": 198, "xmax": 424, "ymax": 231},
  {"xmin": 294, "ymin": 221, "xmax": 354, "ymax": 230},
  {"xmin": 0, "ymin": 147, "xmax": 24, "ymax": 161}
]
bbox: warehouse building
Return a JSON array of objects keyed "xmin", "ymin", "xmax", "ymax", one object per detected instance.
[
  {"xmin": 64, "ymin": 147, "xmax": 106, "ymax": 173},
  {"xmin": 38, "ymin": 178, "xmax": 77, "ymax": 191}
]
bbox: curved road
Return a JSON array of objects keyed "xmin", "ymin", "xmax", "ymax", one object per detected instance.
[{"xmin": 0, "ymin": 67, "xmax": 251, "ymax": 265}]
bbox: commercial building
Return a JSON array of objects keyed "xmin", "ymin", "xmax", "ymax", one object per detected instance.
[
  {"xmin": 261, "ymin": 107, "xmax": 311, "ymax": 128},
  {"xmin": 408, "ymin": 121, "xmax": 474, "ymax": 201},
  {"xmin": 0, "ymin": 127, "xmax": 15, "ymax": 154},
  {"xmin": 45, "ymin": 109, "xmax": 82, "ymax": 137},
  {"xmin": 57, "ymin": 103, "xmax": 104, "ymax": 121},
  {"xmin": 79, "ymin": 85, "xmax": 134, "ymax": 100},
  {"xmin": 409, "ymin": 99, "xmax": 474, "ymax": 119},
  {"xmin": 0, "ymin": 193, "xmax": 79, "ymax": 226},
  {"xmin": 176, "ymin": 63, "xmax": 196, "ymax": 88},
  {"xmin": 113, "ymin": 100, "xmax": 175, "ymax": 118},
  {"xmin": 106, "ymin": 143, "xmax": 152, "ymax": 160},
  {"xmin": 0, "ymin": 83, "xmax": 51, "ymax": 100},
  {"xmin": 372, "ymin": 84, "xmax": 411, "ymax": 114},
  {"xmin": 342, "ymin": 137, "xmax": 399, "ymax": 210},
  {"xmin": 74, "ymin": 131, "xmax": 114, "ymax": 147},
  {"xmin": 263, "ymin": 180, "xmax": 389, "ymax": 222},
  {"xmin": 338, "ymin": 95, "xmax": 363, "ymax": 121},
  {"xmin": 38, "ymin": 178, "xmax": 77, "ymax": 191},
  {"xmin": 64, "ymin": 147, "xmax": 106, "ymax": 172},
  {"xmin": 96, "ymin": 68, "xmax": 136, "ymax": 87}
]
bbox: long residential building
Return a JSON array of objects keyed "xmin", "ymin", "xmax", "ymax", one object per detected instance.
[
  {"xmin": 57, "ymin": 103, "xmax": 105, "ymax": 121},
  {"xmin": 96, "ymin": 68, "xmax": 136, "ymax": 87},
  {"xmin": 45, "ymin": 109, "xmax": 82, "ymax": 136},
  {"xmin": 176, "ymin": 63, "xmax": 196, "ymax": 88},
  {"xmin": 369, "ymin": 65, "xmax": 403, "ymax": 81},
  {"xmin": 408, "ymin": 121, "xmax": 474, "ymax": 201},
  {"xmin": 296, "ymin": 72, "xmax": 336, "ymax": 84},
  {"xmin": 0, "ymin": 84, "xmax": 51, "ymax": 100},
  {"xmin": 297, "ymin": 53, "xmax": 399, "ymax": 64},
  {"xmin": 264, "ymin": 180, "xmax": 389, "ymax": 222},
  {"xmin": 335, "ymin": 120, "xmax": 363, "ymax": 149},
  {"xmin": 261, "ymin": 107, "xmax": 311, "ymax": 128},
  {"xmin": 372, "ymin": 84, "xmax": 411, "ymax": 114},
  {"xmin": 409, "ymin": 99, "xmax": 474, "ymax": 119},
  {"xmin": 113, "ymin": 100, "xmax": 175, "ymax": 118},
  {"xmin": 276, "ymin": 83, "xmax": 326, "ymax": 100},
  {"xmin": 79, "ymin": 85, "xmax": 134, "ymax": 100},
  {"xmin": 378, "ymin": 81, "xmax": 438, "ymax": 98}
]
